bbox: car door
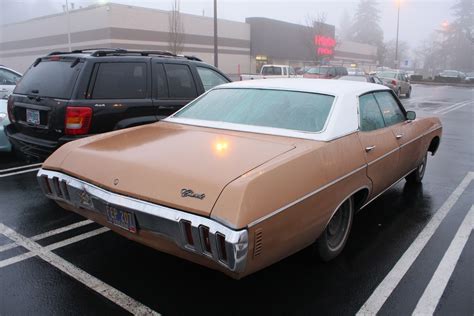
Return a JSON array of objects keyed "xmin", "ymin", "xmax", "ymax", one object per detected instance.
[
  {"xmin": 358, "ymin": 93, "xmax": 400, "ymax": 199},
  {"xmin": 153, "ymin": 62, "xmax": 199, "ymax": 118},
  {"xmin": 373, "ymin": 91, "xmax": 425, "ymax": 178},
  {"xmin": 0, "ymin": 69, "xmax": 21, "ymax": 99},
  {"xmin": 195, "ymin": 66, "xmax": 229, "ymax": 91}
]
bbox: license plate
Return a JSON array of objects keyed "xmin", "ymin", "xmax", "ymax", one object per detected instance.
[
  {"xmin": 105, "ymin": 205, "xmax": 137, "ymax": 233},
  {"xmin": 26, "ymin": 109, "xmax": 40, "ymax": 125}
]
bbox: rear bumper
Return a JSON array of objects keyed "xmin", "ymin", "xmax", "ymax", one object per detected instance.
[
  {"xmin": 0, "ymin": 125, "xmax": 12, "ymax": 152},
  {"xmin": 5, "ymin": 125, "xmax": 88, "ymax": 159},
  {"xmin": 37, "ymin": 169, "xmax": 249, "ymax": 276}
]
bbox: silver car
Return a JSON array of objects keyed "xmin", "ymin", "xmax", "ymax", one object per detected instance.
[
  {"xmin": 0, "ymin": 66, "xmax": 22, "ymax": 99},
  {"xmin": 0, "ymin": 99, "xmax": 12, "ymax": 152},
  {"xmin": 378, "ymin": 71, "xmax": 412, "ymax": 98}
]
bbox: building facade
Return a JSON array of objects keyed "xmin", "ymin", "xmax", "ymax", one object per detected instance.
[{"xmin": 0, "ymin": 3, "xmax": 251, "ymax": 75}]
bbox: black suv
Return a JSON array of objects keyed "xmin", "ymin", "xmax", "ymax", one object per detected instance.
[{"xmin": 6, "ymin": 49, "xmax": 230, "ymax": 159}]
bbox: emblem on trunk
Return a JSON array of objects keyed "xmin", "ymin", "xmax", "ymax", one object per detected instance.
[{"xmin": 181, "ymin": 189, "xmax": 206, "ymax": 200}]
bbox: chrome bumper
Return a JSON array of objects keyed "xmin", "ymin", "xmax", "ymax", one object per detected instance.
[{"xmin": 37, "ymin": 169, "xmax": 248, "ymax": 273}]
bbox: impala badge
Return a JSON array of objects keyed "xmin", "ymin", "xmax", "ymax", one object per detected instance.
[{"xmin": 181, "ymin": 189, "xmax": 206, "ymax": 200}]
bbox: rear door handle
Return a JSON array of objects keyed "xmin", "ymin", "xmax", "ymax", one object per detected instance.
[
  {"xmin": 365, "ymin": 145, "xmax": 376, "ymax": 152},
  {"xmin": 396, "ymin": 134, "xmax": 403, "ymax": 139}
]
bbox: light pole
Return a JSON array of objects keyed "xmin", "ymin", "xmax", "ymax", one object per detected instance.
[
  {"xmin": 394, "ymin": 0, "xmax": 401, "ymax": 69},
  {"xmin": 213, "ymin": 0, "xmax": 218, "ymax": 67},
  {"xmin": 65, "ymin": 0, "xmax": 72, "ymax": 52}
]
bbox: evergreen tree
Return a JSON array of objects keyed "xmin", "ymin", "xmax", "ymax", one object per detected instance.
[{"xmin": 446, "ymin": 0, "xmax": 473, "ymax": 70}]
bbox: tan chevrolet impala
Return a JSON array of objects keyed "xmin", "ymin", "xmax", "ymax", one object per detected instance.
[{"xmin": 37, "ymin": 79, "xmax": 442, "ymax": 279}]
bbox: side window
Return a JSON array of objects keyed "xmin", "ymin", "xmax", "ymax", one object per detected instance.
[
  {"xmin": 359, "ymin": 93, "xmax": 386, "ymax": 132},
  {"xmin": 329, "ymin": 68, "xmax": 336, "ymax": 76},
  {"xmin": 92, "ymin": 63, "xmax": 146, "ymax": 99},
  {"xmin": 196, "ymin": 67, "xmax": 228, "ymax": 91},
  {"xmin": 373, "ymin": 91, "xmax": 406, "ymax": 126},
  {"xmin": 289, "ymin": 67, "xmax": 296, "ymax": 75},
  {"xmin": 154, "ymin": 63, "xmax": 168, "ymax": 98},
  {"xmin": 164, "ymin": 64, "xmax": 197, "ymax": 98},
  {"xmin": 282, "ymin": 68, "xmax": 287, "ymax": 76},
  {"xmin": 0, "ymin": 69, "xmax": 21, "ymax": 85}
]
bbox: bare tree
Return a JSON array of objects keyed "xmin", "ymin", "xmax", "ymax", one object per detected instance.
[
  {"xmin": 303, "ymin": 12, "xmax": 330, "ymax": 64},
  {"xmin": 168, "ymin": 0, "xmax": 185, "ymax": 54}
]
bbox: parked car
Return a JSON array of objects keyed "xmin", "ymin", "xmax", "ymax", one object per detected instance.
[
  {"xmin": 465, "ymin": 72, "xmax": 474, "ymax": 83},
  {"xmin": 339, "ymin": 74, "xmax": 385, "ymax": 85},
  {"xmin": 240, "ymin": 64, "xmax": 297, "ymax": 80},
  {"xmin": 6, "ymin": 49, "xmax": 230, "ymax": 160},
  {"xmin": 0, "ymin": 99, "xmax": 12, "ymax": 152},
  {"xmin": 377, "ymin": 71, "xmax": 412, "ymax": 97},
  {"xmin": 347, "ymin": 67, "xmax": 365, "ymax": 75},
  {"xmin": 435, "ymin": 70, "xmax": 466, "ymax": 83},
  {"xmin": 37, "ymin": 78, "xmax": 442, "ymax": 279},
  {"xmin": 303, "ymin": 66, "xmax": 348, "ymax": 79},
  {"xmin": 0, "ymin": 66, "xmax": 22, "ymax": 99}
]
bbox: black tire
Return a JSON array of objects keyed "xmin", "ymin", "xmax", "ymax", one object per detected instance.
[
  {"xmin": 315, "ymin": 197, "xmax": 354, "ymax": 261},
  {"xmin": 406, "ymin": 153, "xmax": 427, "ymax": 184},
  {"xmin": 397, "ymin": 88, "xmax": 401, "ymax": 98},
  {"xmin": 406, "ymin": 87, "xmax": 412, "ymax": 98}
]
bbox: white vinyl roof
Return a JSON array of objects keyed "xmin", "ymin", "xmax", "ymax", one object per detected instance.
[{"xmin": 166, "ymin": 78, "xmax": 391, "ymax": 142}]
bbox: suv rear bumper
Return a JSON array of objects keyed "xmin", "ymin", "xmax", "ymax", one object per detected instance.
[{"xmin": 5, "ymin": 124, "xmax": 88, "ymax": 159}]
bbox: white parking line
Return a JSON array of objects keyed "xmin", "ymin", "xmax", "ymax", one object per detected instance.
[
  {"xmin": 0, "ymin": 163, "xmax": 42, "ymax": 173},
  {"xmin": 433, "ymin": 100, "xmax": 472, "ymax": 114},
  {"xmin": 0, "ymin": 167, "xmax": 41, "ymax": 178},
  {"xmin": 0, "ymin": 227, "xmax": 109, "ymax": 268},
  {"xmin": 0, "ymin": 219, "xmax": 93, "ymax": 253},
  {"xmin": 357, "ymin": 171, "xmax": 474, "ymax": 315},
  {"xmin": 0, "ymin": 223, "xmax": 159, "ymax": 315},
  {"xmin": 412, "ymin": 205, "xmax": 473, "ymax": 315},
  {"xmin": 437, "ymin": 100, "xmax": 473, "ymax": 115}
]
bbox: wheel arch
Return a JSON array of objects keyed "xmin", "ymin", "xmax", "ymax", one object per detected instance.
[{"xmin": 428, "ymin": 136, "xmax": 440, "ymax": 156}]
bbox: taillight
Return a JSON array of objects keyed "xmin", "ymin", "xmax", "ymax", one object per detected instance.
[
  {"xmin": 7, "ymin": 96, "xmax": 15, "ymax": 122},
  {"xmin": 391, "ymin": 80, "xmax": 398, "ymax": 86},
  {"xmin": 65, "ymin": 106, "xmax": 92, "ymax": 135}
]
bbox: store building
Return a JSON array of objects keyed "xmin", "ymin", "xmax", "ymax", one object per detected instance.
[{"xmin": 0, "ymin": 3, "xmax": 251, "ymax": 75}]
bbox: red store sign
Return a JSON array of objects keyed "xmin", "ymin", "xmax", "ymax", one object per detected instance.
[{"xmin": 314, "ymin": 35, "xmax": 336, "ymax": 56}]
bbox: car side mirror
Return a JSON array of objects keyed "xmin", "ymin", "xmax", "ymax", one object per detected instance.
[{"xmin": 406, "ymin": 111, "xmax": 416, "ymax": 121}]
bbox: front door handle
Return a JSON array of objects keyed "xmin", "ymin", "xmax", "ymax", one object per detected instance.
[
  {"xmin": 396, "ymin": 134, "xmax": 403, "ymax": 139},
  {"xmin": 365, "ymin": 145, "xmax": 376, "ymax": 152}
]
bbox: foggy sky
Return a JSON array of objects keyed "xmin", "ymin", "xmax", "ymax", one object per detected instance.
[{"xmin": 0, "ymin": 0, "xmax": 455, "ymax": 49}]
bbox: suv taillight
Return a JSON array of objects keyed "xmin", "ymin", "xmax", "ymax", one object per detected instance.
[
  {"xmin": 7, "ymin": 96, "xmax": 15, "ymax": 123},
  {"xmin": 65, "ymin": 107, "xmax": 92, "ymax": 135},
  {"xmin": 391, "ymin": 79, "xmax": 398, "ymax": 86}
]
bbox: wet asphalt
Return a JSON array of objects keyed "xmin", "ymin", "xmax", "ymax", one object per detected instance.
[{"xmin": 0, "ymin": 84, "xmax": 473, "ymax": 315}]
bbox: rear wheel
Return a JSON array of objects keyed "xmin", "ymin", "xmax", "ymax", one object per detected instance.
[
  {"xmin": 315, "ymin": 197, "xmax": 354, "ymax": 261},
  {"xmin": 397, "ymin": 88, "xmax": 401, "ymax": 98},
  {"xmin": 406, "ymin": 87, "xmax": 412, "ymax": 98},
  {"xmin": 406, "ymin": 153, "xmax": 427, "ymax": 183}
]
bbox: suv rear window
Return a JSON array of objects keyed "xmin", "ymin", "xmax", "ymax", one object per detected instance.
[
  {"xmin": 92, "ymin": 63, "xmax": 147, "ymax": 99},
  {"xmin": 14, "ymin": 60, "xmax": 80, "ymax": 99},
  {"xmin": 262, "ymin": 66, "xmax": 282, "ymax": 76}
]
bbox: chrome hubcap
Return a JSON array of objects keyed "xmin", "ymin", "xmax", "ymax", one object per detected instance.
[{"xmin": 327, "ymin": 201, "xmax": 351, "ymax": 250}]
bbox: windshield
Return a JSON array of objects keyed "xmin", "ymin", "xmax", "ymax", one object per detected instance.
[
  {"xmin": 306, "ymin": 67, "xmax": 329, "ymax": 75},
  {"xmin": 14, "ymin": 59, "xmax": 80, "ymax": 99},
  {"xmin": 261, "ymin": 66, "xmax": 282, "ymax": 75},
  {"xmin": 174, "ymin": 88, "xmax": 334, "ymax": 133}
]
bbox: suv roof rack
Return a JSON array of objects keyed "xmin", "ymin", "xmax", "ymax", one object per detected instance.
[{"xmin": 47, "ymin": 48, "xmax": 202, "ymax": 61}]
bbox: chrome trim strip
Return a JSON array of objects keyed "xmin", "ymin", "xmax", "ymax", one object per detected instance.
[
  {"xmin": 248, "ymin": 164, "xmax": 367, "ymax": 227},
  {"xmin": 37, "ymin": 169, "xmax": 248, "ymax": 273},
  {"xmin": 368, "ymin": 147, "xmax": 399, "ymax": 166}
]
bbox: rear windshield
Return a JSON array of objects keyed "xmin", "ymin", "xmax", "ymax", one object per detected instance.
[
  {"xmin": 339, "ymin": 75, "xmax": 367, "ymax": 82},
  {"xmin": 378, "ymin": 72, "xmax": 397, "ymax": 79},
  {"xmin": 261, "ymin": 67, "xmax": 282, "ymax": 76},
  {"xmin": 14, "ymin": 59, "xmax": 81, "ymax": 99},
  {"xmin": 306, "ymin": 67, "xmax": 329, "ymax": 75},
  {"xmin": 174, "ymin": 88, "xmax": 334, "ymax": 133}
]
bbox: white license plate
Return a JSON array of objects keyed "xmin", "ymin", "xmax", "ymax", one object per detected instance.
[{"xmin": 26, "ymin": 109, "xmax": 40, "ymax": 125}]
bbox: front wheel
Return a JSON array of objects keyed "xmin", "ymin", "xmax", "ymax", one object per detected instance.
[
  {"xmin": 406, "ymin": 87, "xmax": 412, "ymax": 98},
  {"xmin": 406, "ymin": 153, "xmax": 427, "ymax": 183},
  {"xmin": 315, "ymin": 197, "xmax": 354, "ymax": 261}
]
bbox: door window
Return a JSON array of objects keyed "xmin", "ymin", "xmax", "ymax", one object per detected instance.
[
  {"xmin": 164, "ymin": 64, "xmax": 197, "ymax": 98},
  {"xmin": 0, "ymin": 69, "xmax": 21, "ymax": 85},
  {"xmin": 154, "ymin": 63, "xmax": 168, "ymax": 98},
  {"xmin": 373, "ymin": 91, "xmax": 406, "ymax": 126},
  {"xmin": 92, "ymin": 63, "xmax": 147, "ymax": 99},
  {"xmin": 359, "ymin": 93, "xmax": 386, "ymax": 131},
  {"xmin": 196, "ymin": 67, "xmax": 229, "ymax": 91}
]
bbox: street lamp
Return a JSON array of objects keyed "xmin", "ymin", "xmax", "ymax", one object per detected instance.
[
  {"xmin": 394, "ymin": 0, "xmax": 401, "ymax": 69},
  {"xmin": 213, "ymin": 0, "xmax": 218, "ymax": 67}
]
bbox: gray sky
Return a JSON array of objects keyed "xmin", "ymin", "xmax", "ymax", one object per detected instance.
[{"xmin": 0, "ymin": 0, "xmax": 455, "ymax": 49}]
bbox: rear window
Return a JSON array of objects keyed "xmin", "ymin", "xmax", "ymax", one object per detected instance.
[
  {"xmin": 14, "ymin": 59, "xmax": 80, "ymax": 99},
  {"xmin": 378, "ymin": 72, "xmax": 397, "ymax": 79},
  {"xmin": 92, "ymin": 62, "xmax": 147, "ymax": 99},
  {"xmin": 306, "ymin": 67, "xmax": 329, "ymax": 75},
  {"xmin": 339, "ymin": 75, "xmax": 367, "ymax": 82},
  {"xmin": 174, "ymin": 88, "xmax": 334, "ymax": 133},
  {"xmin": 261, "ymin": 66, "xmax": 282, "ymax": 76}
]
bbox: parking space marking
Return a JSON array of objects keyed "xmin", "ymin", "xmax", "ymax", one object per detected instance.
[
  {"xmin": 412, "ymin": 205, "xmax": 473, "ymax": 315},
  {"xmin": 436, "ymin": 100, "xmax": 473, "ymax": 115},
  {"xmin": 0, "ymin": 163, "xmax": 42, "ymax": 174},
  {"xmin": 357, "ymin": 171, "xmax": 474, "ymax": 315},
  {"xmin": 0, "ymin": 219, "xmax": 93, "ymax": 253},
  {"xmin": 0, "ymin": 223, "xmax": 159, "ymax": 315},
  {"xmin": 0, "ymin": 167, "xmax": 41, "ymax": 178},
  {"xmin": 0, "ymin": 227, "xmax": 109, "ymax": 268},
  {"xmin": 433, "ymin": 100, "xmax": 470, "ymax": 114}
]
